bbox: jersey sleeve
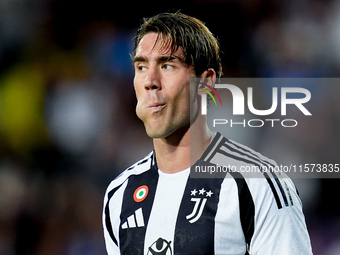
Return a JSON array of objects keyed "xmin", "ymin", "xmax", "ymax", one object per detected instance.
[
  {"xmin": 102, "ymin": 182, "xmax": 121, "ymax": 255},
  {"xmin": 103, "ymin": 177, "xmax": 130, "ymax": 255},
  {"xmin": 103, "ymin": 228, "xmax": 120, "ymax": 255},
  {"xmin": 247, "ymin": 177, "xmax": 313, "ymax": 255}
]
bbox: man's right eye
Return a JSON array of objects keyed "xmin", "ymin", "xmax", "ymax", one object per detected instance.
[{"xmin": 137, "ymin": 66, "xmax": 147, "ymax": 72}]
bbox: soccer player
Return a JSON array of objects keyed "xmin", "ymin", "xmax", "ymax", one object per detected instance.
[{"xmin": 103, "ymin": 12, "xmax": 313, "ymax": 255}]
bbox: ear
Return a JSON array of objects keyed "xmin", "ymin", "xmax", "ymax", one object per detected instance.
[{"xmin": 198, "ymin": 68, "xmax": 216, "ymax": 96}]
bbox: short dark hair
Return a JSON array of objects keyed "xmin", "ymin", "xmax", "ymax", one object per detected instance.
[{"xmin": 132, "ymin": 12, "xmax": 223, "ymax": 77}]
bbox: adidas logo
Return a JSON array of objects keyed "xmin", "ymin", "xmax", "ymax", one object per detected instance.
[{"xmin": 121, "ymin": 208, "xmax": 145, "ymax": 229}]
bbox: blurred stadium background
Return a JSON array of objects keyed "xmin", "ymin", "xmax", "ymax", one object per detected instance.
[{"xmin": 0, "ymin": 0, "xmax": 339, "ymax": 254}]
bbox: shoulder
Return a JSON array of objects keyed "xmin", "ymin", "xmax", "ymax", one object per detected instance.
[
  {"xmin": 203, "ymin": 132, "xmax": 277, "ymax": 169},
  {"xmin": 205, "ymin": 132, "xmax": 299, "ymax": 210},
  {"xmin": 104, "ymin": 151, "xmax": 155, "ymax": 199},
  {"xmin": 202, "ymin": 133, "xmax": 312, "ymax": 253}
]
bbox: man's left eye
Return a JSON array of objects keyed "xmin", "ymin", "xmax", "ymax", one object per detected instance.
[{"xmin": 162, "ymin": 64, "xmax": 173, "ymax": 70}]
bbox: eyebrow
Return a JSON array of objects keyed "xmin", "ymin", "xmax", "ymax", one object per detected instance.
[{"xmin": 133, "ymin": 55, "xmax": 181, "ymax": 64}]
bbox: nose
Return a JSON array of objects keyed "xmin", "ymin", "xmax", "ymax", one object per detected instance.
[{"xmin": 144, "ymin": 67, "xmax": 161, "ymax": 91}]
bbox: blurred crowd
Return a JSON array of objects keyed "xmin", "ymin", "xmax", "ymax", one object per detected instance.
[{"xmin": 0, "ymin": 0, "xmax": 339, "ymax": 254}]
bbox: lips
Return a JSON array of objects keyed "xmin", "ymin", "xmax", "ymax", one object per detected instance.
[{"xmin": 148, "ymin": 103, "xmax": 166, "ymax": 112}]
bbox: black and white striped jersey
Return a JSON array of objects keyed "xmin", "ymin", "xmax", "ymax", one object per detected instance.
[{"xmin": 103, "ymin": 132, "xmax": 313, "ymax": 255}]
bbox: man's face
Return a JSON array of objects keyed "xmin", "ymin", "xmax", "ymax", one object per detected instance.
[{"xmin": 133, "ymin": 32, "xmax": 198, "ymax": 138}]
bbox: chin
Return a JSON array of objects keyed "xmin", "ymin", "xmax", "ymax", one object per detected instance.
[
  {"xmin": 145, "ymin": 129, "xmax": 167, "ymax": 139},
  {"xmin": 145, "ymin": 125, "xmax": 174, "ymax": 139}
]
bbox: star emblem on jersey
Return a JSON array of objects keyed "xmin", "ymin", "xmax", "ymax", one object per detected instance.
[
  {"xmin": 199, "ymin": 188, "xmax": 206, "ymax": 195},
  {"xmin": 134, "ymin": 185, "xmax": 149, "ymax": 202},
  {"xmin": 206, "ymin": 190, "xmax": 213, "ymax": 197},
  {"xmin": 186, "ymin": 188, "xmax": 213, "ymax": 223},
  {"xmin": 121, "ymin": 207, "xmax": 145, "ymax": 229},
  {"xmin": 190, "ymin": 189, "xmax": 198, "ymax": 196}
]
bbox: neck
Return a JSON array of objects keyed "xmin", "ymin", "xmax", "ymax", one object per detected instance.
[{"xmin": 153, "ymin": 115, "xmax": 212, "ymax": 174}]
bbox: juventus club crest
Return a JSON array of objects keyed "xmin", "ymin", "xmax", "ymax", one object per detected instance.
[{"xmin": 186, "ymin": 188, "xmax": 213, "ymax": 223}]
